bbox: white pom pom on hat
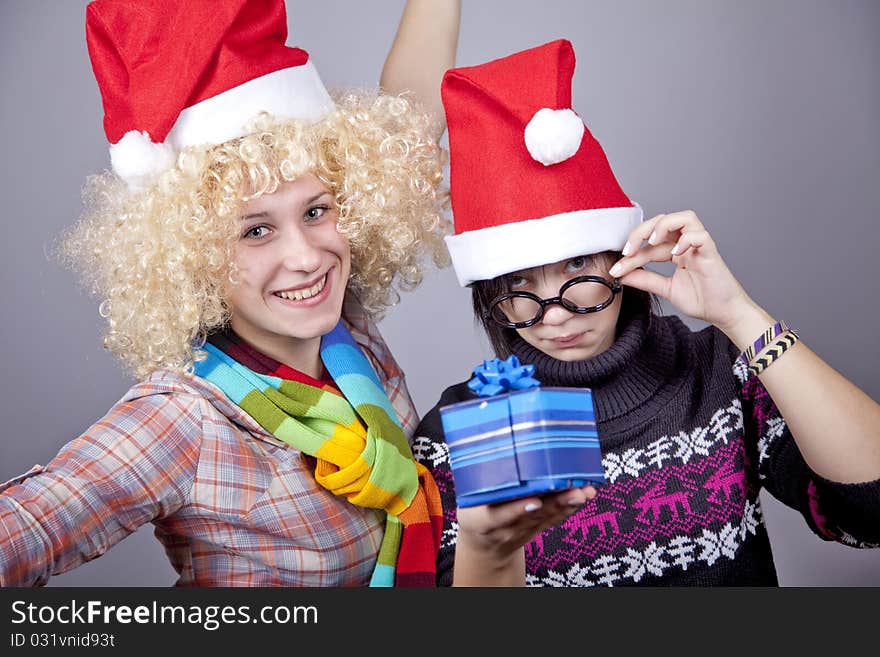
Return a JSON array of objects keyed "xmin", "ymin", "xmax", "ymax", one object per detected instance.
[
  {"xmin": 523, "ymin": 108, "xmax": 585, "ymax": 166},
  {"xmin": 440, "ymin": 38, "xmax": 644, "ymax": 287},
  {"xmin": 108, "ymin": 131, "xmax": 176, "ymax": 192},
  {"xmin": 87, "ymin": 0, "xmax": 334, "ymax": 193}
]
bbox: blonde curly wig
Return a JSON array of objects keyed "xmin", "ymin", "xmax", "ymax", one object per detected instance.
[{"xmin": 59, "ymin": 91, "xmax": 450, "ymax": 380}]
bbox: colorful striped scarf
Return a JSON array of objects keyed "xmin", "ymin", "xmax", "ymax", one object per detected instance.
[{"xmin": 194, "ymin": 322, "xmax": 442, "ymax": 586}]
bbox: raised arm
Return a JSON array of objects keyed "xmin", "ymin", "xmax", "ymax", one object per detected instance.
[
  {"xmin": 611, "ymin": 210, "xmax": 880, "ymax": 485},
  {"xmin": 381, "ymin": 0, "xmax": 461, "ymax": 139}
]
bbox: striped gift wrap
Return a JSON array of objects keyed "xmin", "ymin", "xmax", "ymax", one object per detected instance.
[{"xmin": 439, "ymin": 387, "xmax": 604, "ymax": 507}]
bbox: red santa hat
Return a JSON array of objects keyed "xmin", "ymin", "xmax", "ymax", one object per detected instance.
[
  {"xmin": 86, "ymin": 0, "xmax": 334, "ymax": 191},
  {"xmin": 441, "ymin": 39, "xmax": 643, "ymax": 286}
]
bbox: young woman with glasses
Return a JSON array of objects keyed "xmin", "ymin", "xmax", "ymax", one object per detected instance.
[{"xmin": 409, "ymin": 39, "xmax": 880, "ymax": 587}]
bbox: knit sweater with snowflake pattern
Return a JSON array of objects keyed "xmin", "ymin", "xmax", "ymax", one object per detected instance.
[{"xmin": 412, "ymin": 311, "xmax": 880, "ymax": 586}]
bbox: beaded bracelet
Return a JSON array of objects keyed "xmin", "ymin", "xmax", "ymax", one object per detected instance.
[
  {"xmin": 747, "ymin": 329, "xmax": 800, "ymax": 377},
  {"xmin": 738, "ymin": 320, "xmax": 791, "ymax": 367}
]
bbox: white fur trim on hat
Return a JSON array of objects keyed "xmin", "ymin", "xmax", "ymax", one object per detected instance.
[
  {"xmin": 523, "ymin": 108, "xmax": 585, "ymax": 166},
  {"xmin": 445, "ymin": 205, "xmax": 644, "ymax": 286},
  {"xmin": 109, "ymin": 130, "xmax": 176, "ymax": 192},
  {"xmin": 166, "ymin": 61, "xmax": 334, "ymax": 150},
  {"xmin": 108, "ymin": 61, "xmax": 334, "ymax": 193}
]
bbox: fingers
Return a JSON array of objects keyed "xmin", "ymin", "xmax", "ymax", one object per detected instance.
[
  {"xmin": 611, "ymin": 210, "xmax": 716, "ymax": 278},
  {"xmin": 533, "ymin": 485, "xmax": 596, "ymax": 512},
  {"xmin": 457, "ymin": 484, "xmax": 600, "ymax": 556},
  {"xmin": 482, "ymin": 484, "xmax": 597, "ymax": 529},
  {"xmin": 467, "ymin": 495, "xmax": 547, "ymax": 532},
  {"xmin": 621, "ymin": 210, "xmax": 704, "ymax": 258},
  {"xmin": 618, "ymin": 267, "xmax": 672, "ymax": 299},
  {"xmin": 528, "ymin": 485, "xmax": 597, "ymax": 521},
  {"xmin": 528, "ymin": 485, "xmax": 597, "ymax": 533},
  {"xmin": 554, "ymin": 484, "xmax": 597, "ymax": 505},
  {"xmin": 670, "ymin": 229, "xmax": 713, "ymax": 257},
  {"xmin": 609, "ymin": 241, "xmax": 677, "ymax": 278}
]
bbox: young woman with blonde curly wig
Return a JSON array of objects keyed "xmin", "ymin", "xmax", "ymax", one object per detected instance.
[{"xmin": 0, "ymin": 0, "xmax": 494, "ymax": 588}]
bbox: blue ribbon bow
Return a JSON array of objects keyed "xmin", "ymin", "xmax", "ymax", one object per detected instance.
[{"xmin": 467, "ymin": 356, "xmax": 542, "ymax": 397}]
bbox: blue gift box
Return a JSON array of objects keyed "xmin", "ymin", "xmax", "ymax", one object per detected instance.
[{"xmin": 439, "ymin": 357, "xmax": 605, "ymax": 507}]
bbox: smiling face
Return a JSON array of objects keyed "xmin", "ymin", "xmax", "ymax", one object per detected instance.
[
  {"xmin": 227, "ymin": 173, "xmax": 350, "ymax": 371},
  {"xmin": 503, "ymin": 254, "xmax": 622, "ymax": 362}
]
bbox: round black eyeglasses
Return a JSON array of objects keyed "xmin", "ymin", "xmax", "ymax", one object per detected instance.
[{"xmin": 485, "ymin": 275, "xmax": 622, "ymax": 329}]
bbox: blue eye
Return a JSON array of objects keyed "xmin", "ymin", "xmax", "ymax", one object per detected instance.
[
  {"xmin": 506, "ymin": 274, "xmax": 529, "ymax": 289},
  {"xmin": 305, "ymin": 205, "xmax": 329, "ymax": 221},
  {"xmin": 565, "ymin": 256, "xmax": 588, "ymax": 273},
  {"xmin": 243, "ymin": 225, "xmax": 269, "ymax": 239}
]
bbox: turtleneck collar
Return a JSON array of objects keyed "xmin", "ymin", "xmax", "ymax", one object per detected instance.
[{"xmin": 508, "ymin": 310, "xmax": 692, "ymax": 425}]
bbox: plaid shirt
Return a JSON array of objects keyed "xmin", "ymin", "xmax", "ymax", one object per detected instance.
[{"xmin": 0, "ymin": 296, "xmax": 419, "ymax": 586}]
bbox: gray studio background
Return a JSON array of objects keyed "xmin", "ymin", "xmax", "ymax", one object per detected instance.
[{"xmin": 1, "ymin": 0, "xmax": 878, "ymax": 586}]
